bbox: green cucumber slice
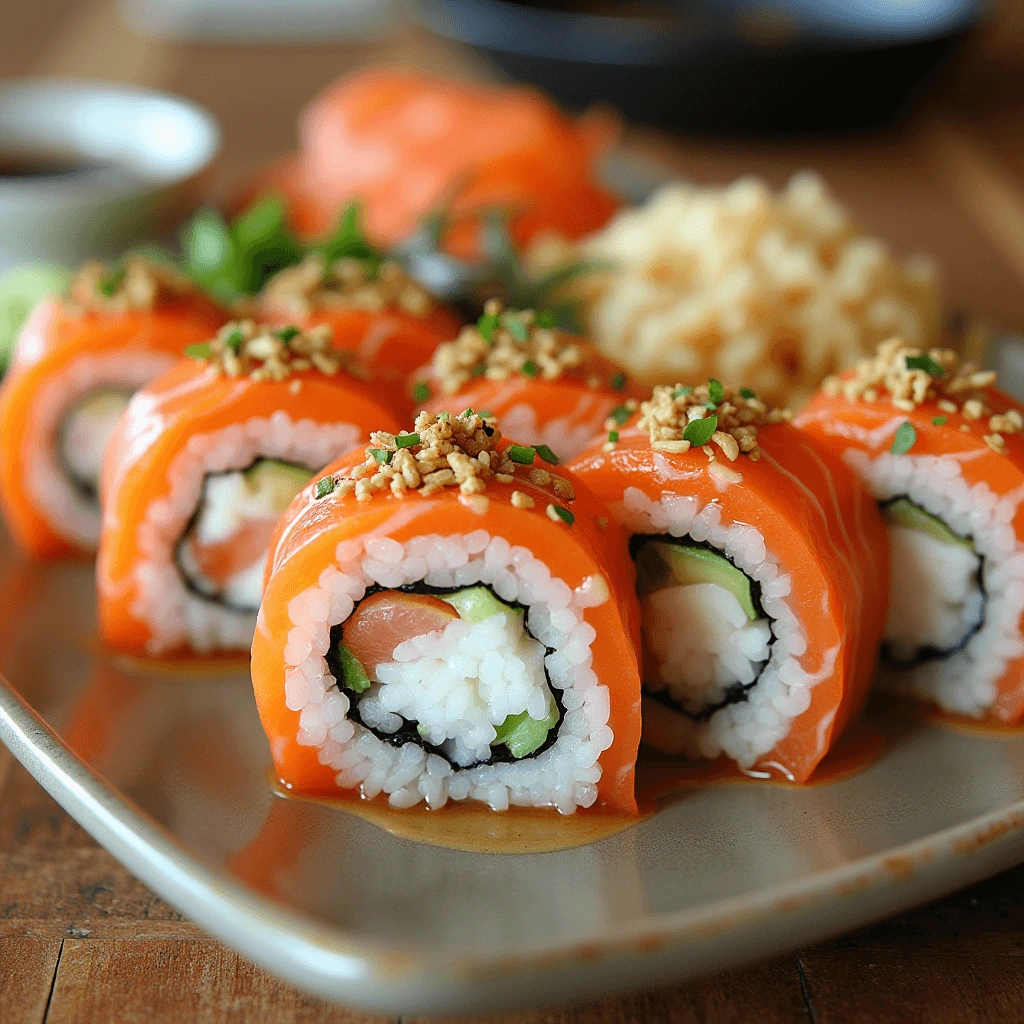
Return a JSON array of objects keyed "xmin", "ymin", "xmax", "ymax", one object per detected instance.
[
  {"xmin": 884, "ymin": 498, "xmax": 973, "ymax": 551},
  {"xmin": 635, "ymin": 539, "xmax": 758, "ymax": 621},
  {"xmin": 442, "ymin": 586, "xmax": 521, "ymax": 624},
  {"xmin": 493, "ymin": 704, "xmax": 559, "ymax": 759},
  {"xmin": 337, "ymin": 645, "xmax": 371, "ymax": 693},
  {"xmin": 0, "ymin": 263, "xmax": 72, "ymax": 371},
  {"xmin": 243, "ymin": 459, "xmax": 313, "ymax": 514}
]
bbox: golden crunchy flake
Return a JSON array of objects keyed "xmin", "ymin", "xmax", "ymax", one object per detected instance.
[
  {"xmin": 510, "ymin": 490, "xmax": 535, "ymax": 509},
  {"xmin": 430, "ymin": 300, "xmax": 596, "ymax": 396},
  {"xmin": 260, "ymin": 255, "xmax": 433, "ymax": 318},
  {"xmin": 596, "ymin": 516, "xmax": 609, "ymax": 531},
  {"xmin": 188, "ymin": 320, "xmax": 350, "ymax": 381},
  {"xmin": 985, "ymin": 433, "xmax": 1007, "ymax": 453},
  {"xmin": 71, "ymin": 257, "xmax": 193, "ymax": 314},
  {"xmin": 639, "ymin": 382, "xmax": 789, "ymax": 462}
]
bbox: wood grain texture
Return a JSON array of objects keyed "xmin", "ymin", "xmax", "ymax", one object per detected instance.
[{"xmin": 0, "ymin": 937, "xmax": 63, "ymax": 1024}]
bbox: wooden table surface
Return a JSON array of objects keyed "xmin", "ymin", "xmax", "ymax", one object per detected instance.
[{"xmin": 4, "ymin": 2, "xmax": 1024, "ymax": 1021}]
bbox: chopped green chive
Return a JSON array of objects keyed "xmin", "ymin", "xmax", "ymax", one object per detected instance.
[
  {"xmin": 276, "ymin": 325, "xmax": 299, "ymax": 343},
  {"xmin": 369, "ymin": 448, "xmax": 394, "ymax": 465},
  {"xmin": 932, "ymin": 415, "xmax": 947, "ymax": 426},
  {"xmin": 708, "ymin": 378, "xmax": 724, "ymax": 404},
  {"xmin": 314, "ymin": 476, "xmax": 336, "ymax": 499},
  {"xmin": 739, "ymin": 387, "xmax": 757, "ymax": 400},
  {"xmin": 395, "ymin": 433, "xmax": 420, "ymax": 449},
  {"xmin": 224, "ymin": 328, "xmax": 244, "ymax": 353},
  {"xmin": 509, "ymin": 444, "xmax": 536, "ymax": 465},
  {"xmin": 535, "ymin": 310, "xmax": 557, "ymax": 328},
  {"xmin": 438, "ymin": 412, "xmax": 450, "ymax": 421},
  {"xmin": 98, "ymin": 265, "xmax": 126, "ymax": 297},
  {"xmin": 550, "ymin": 504, "xmax": 575, "ymax": 525},
  {"xmin": 683, "ymin": 414, "xmax": 718, "ymax": 447},
  {"xmin": 413, "ymin": 381, "xmax": 431, "ymax": 403},
  {"xmin": 611, "ymin": 371, "xmax": 626, "ymax": 391},
  {"xmin": 609, "ymin": 404, "xmax": 631, "ymax": 426},
  {"xmin": 608, "ymin": 430, "xmax": 619, "ymax": 443},
  {"xmin": 506, "ymin": 316, "xmax": 530, "ymax": 342},
  {"xmin": 535, "ymin": 444, "xmax": 559, "ymax": 465},
  {"xmin": 477, "ymin": 311, "xmax": 500, "ymax": 343},
  {"xmin": 461, "ymin": 408, "xmax": 475, "ymax": 417},
  {"xmin": 891, "ymin": 421, "xmax": 917, "ymax": 455},
  {"xmin": 672, "ymin": 386, "xmax": 692, "ymax": 399},
  {"xmin": 521, "ymin": 359, "xmax": 539, "ymax": 378},
  {"xmin": 184, "ymin": 343, "xmax": 212, "ymax": 360},
  {"xmin": 905, "ymin": 354, "xmax": 945, "ymax": 377},
  {"xmin": 477, "ymin": 410, "xmax": 493, "ymax": 419},
  {"xmin": 471, "ymin": 364, "xmax": 487, "ymax": 377}
]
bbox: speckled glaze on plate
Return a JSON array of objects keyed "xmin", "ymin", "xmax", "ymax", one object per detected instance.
[{"xmin": 4, "ymin": 538, "xmax": 1024, "ymax": 1015}]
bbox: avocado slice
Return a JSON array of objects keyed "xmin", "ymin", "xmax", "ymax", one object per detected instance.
[
  {"xmin": 0, "ymin": 263, "xmax": 72, "ymax": 372},
  {"xmin": 244, "ymin": 459, "xmax": 313, "ymax": 514},
  {"xmin": 337, "ymin": 644, "xmax": 371, "ymax": 693},
  {"xmin": 442, "ymin": 586, "xmax": 521, "ymax": 624},
  {"xmin": 635, "ymin": 539, "xmax": 758, "ymax": 621},
  {"xmin": 884, "ymin": 498, "xmax": 973, "ymax": 551},
  {"xmin": 493, "ymin": 704, "xmax": 559, "ymax": 759}
]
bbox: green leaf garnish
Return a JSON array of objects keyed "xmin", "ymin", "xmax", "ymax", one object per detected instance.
[
  {"xmin": 611, "ymin": 371, "xmax": 626, "ymax": 391},
  {"xmin": 708, "ymin": 378, "xmax": 724, "ymax": 404},
  {"xmin": 739, "ymin": 387, "xmax": 757, "ymax": 400},
  {"xmin": 672, "ymin": 386, "xmax": 692, "ymax": 399},
  {"xmin": 224, "ymin": 328, "xmax": 244, "ymax": 353},
  {"xmin": 535, "ymin": 444, "xmax": 559, "ymax": 465},
  {"xmin": 369, "ymin": 449, "xmax": 394, "ymax": 465},
  {"xmin": 550, "ymin": 504, "xmax": 575, "ymax": 525},
  {"xmin": 505, "ymin": 315, "xmax": 530, "ymax": 342},
  {"xmin": 315, "ymin": 202, "xmax": 383, "ymax": 276},
  {"xmin": 683, "ymin": 415, "xmax": 718, "ymax": 447},
  {"xmin": 276, "ymin": 325, "xmax": 299, "ymax": 343},
  {"xmin": 396, "ymin": 433, "xmax": 420, "ymax": 449},
  {"xmin": 184, "ymin": 343, "xmax": 212, "ymax": 360},
  {"xmin": 314, "ymin": 476, "xmax": 336, "ymax": 499},
  {"xmin": 891, "ymin": 421, "xmax": 917, "ymax": 455},
  {"xmin": 413, "ymin": 381, "xmax": 431, "ymax": 403},
  {"xmin": 471, "ymin": 364, "xmax": 487, "ymax": 377},
  {"xmin": 905, "ymin": 354, "xmax": 945, "ymax": 377},
  {"xmin": 932, "ymin": 416, "xmax": 947, "ymax": 426},
  {"xmin": 607, "ymin": 430, "xmax": 619, "ymax": 443},
  {"xmin": 509, "ymin": 444, "xmax": 536, "ymax": 465},
  {"xmin": 477, "ymin": 410, "xmax": 493, "ymax": 419},
  {"xmin": 97, "ymin": 265, "xmax": 126, "ymax": 297},
  {"xmin": 521, "ymin": 360, "xmax": 539, "ymax": 378},
  {"xmin": 535, "ymin": 310, "xmax": 557, "ymax": 328},
  {"xmin": 477, "ymin": 311, "xmax": 500, "ymax": 343},
  {"xmin": 608, "ymin": 404, "xmax": 631, "ymax": 426}
]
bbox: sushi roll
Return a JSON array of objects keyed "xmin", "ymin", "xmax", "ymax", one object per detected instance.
[
  {"xmin": 570, "ymin": 382, "xmax": 889, "ymax": 781},
  {"xmin": 0, "ymin": 259, "xmax": 228, "ymax": 558},
  {"xmin": 413, "ymin": 302, "xmax": 638, "ymax": 462},
  {"xmin": 97, "ymin": 321, "xmax": 401, "ymax": 656},
  {"xmin": 257, "ymin": 253, "xmax": 462, "ymax": 411},
  {"xmin": 252, "ymin": 409, "xmax": 642, "ymax": 813},
  {"xmin": 796, "ymin": 338, "xmax": 1024, "ymax": 721}
]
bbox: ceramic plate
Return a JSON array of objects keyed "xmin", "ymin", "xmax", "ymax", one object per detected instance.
[{"xmin": 3, "ymin": 536, "xmax": 1024, "ymax": 1015}]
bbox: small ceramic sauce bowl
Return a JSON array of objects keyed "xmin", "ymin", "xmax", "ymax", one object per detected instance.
[{"xmin": 0, "ymin": 79, "xmax": 220, "ymax": 271}]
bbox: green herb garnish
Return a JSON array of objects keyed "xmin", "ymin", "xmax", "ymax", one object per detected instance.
[
  {"xmin": 608, "ymin": 404, "xmax": 631, "ymax": 426},
  {"xmin": 905, "ymin": 354, "xmax": 945, "ymax": 377},
  {"xmin": 315, "ymin": 202, "xmax": 383, "ymax": 277},
  {"xmin": 314, "ymin": 476, "xmax": 336, "ymax": 499},
  {"xmin": 739, "ymin": 387, "xmax": 757, "ymax": 400},
  {"xmin": 471, "ymin": 364, "xmax": 487, "ymax": 377},
  {"xmin": 276, "ymin": 325, "xmax": 299, "ymax": 343},
  {"xmin": 413, "ymin": 381, "xmax": 431, "ymax": 403},
  {"xmin": 509, "ymin": 444, "xmax": 536, "ymax": 465},
  {"xmin": 932, "ymin": 416, "xmax": 947, "ymax": 426},
  {"xmin": 891, "ymin": 421, "xmax": 917, "ymax": 455},
  {"xmin": 521, "ymin": 359, "xmax": 539, "ymax": 378},
  {"xmin": 672, "ymin": 386, "xmax": 692, "ymax": 399},
  {"xmin": 682, "ymin": 415, "xmax": 718, "ymax": 447},
  {"xmin": 477, "ymin": 311, "xmax": 500, "ymax": 343},
  {"xmin": 395, "ymin": 433, "xmax": 420, "ymax": 449},
  {"xmin": 97, "ymin": 265, "xmax": 126, "ymax": 297},
  {"xmin": 369, "ymin": 449, "xmax": 394, "ymax": 465},
  {"xmin": 224, "ymin": 328, "xmax": 244, "ymax": 353},
  {"xmin": 550, "ymin": 505, "xmax": 575, "ymax": 525},
  {"xmin": 535, "ymin": 310, "xmax": 557, "ymax": 328},
  {"xmin": 708, "ymin": 378, "xmax": 724, "ymax": 404},
  {"xmin": 184, "ymin": 343, "xmax": 212, "ymax": 360},
  {"xmin": 505, "ymin": 315, "xmax": 530, "ymax": 342},
  {"xmin": 608, "ymin": 430, "xmax": 619, "ymax": 443},
  {"xmin": 611, "ymin": 371, "xmax": 626, "ymax": 391},
  {"xmin": 535, "ymin": 444, "xmax": 559, "ymax": 465},
  {"xmin": 461, "ymin": 408, "xmax": 475, "ymax": 417}
]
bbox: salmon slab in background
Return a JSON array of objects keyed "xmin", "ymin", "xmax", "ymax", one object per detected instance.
[
  {"xmin": 796, "ymin": 338, "xmax": 1024, "ymax": 723},
  {"xmin": 236, "ymin": 68, "xmax": 621, "ymax": 259},
  {"xmin": 0, "ymin": 259, "xmax": 228, "ymax": 559},
  {"xmin": 569, "ymin": 381, "xmax": 889, "ymax": 784},
  {"xmin": 252, "ymin": 409, "xmax": 642, "ymax": 815},
  {"xmin": 414, "ymin": 302, "xmax": 645, "ymax": 462},
  {"xmin": 256, "ymin": 253, "xmax": 463, "ymax": 416},
  {"xmin": 97, "ymin": 321, "xmax": 401, "ymax": 658}
]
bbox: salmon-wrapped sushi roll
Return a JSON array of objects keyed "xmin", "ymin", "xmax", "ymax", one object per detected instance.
[
  {"xmin": 796, "ymin": 339, "xmax": 1024, "ymax": 722},
  {"xmin": 98, "ymin": 321, "xmax": 401, "ymax": 657},
  {"xmin": 252, "ymin": 410, "xmax": 642, "ymax": 813},
  {"xmin": 257, "ymin": 253, "xmax": 462, "ymax": 413},
  {"xmin": 413, "ymin": 303, "xmax": 638, "ymax": 462},
  {"xmin": 570, "ymin": 382, "xmax": 889, "ymax": 782},
  {"xmin": 0, "ymin": 259, "xmax": 228, "ymax": 558}
]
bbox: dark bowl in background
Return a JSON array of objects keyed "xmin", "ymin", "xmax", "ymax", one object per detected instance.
[{"xmin": 413, "ymin": 0, "xmax": 985, "ymax": 135}]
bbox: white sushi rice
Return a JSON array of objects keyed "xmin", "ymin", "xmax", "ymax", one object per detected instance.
[
  {"xmin": 611, "ymin": 487, "xmax": 825, "ymax": 768},
  {"xmin": 846, "ymin": 449, "xmax": 1024, "ymax": 717},
  {"xmin": 27, "ymin": 351, "xmax": 177, "ymax": 546},
  {"xmin": 128, "ymin": 412, "xmax": 361, "ymax": 654},
  {"xmin": 280, "ymin": 531, "xmax": 614, "ymax": 813}
]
